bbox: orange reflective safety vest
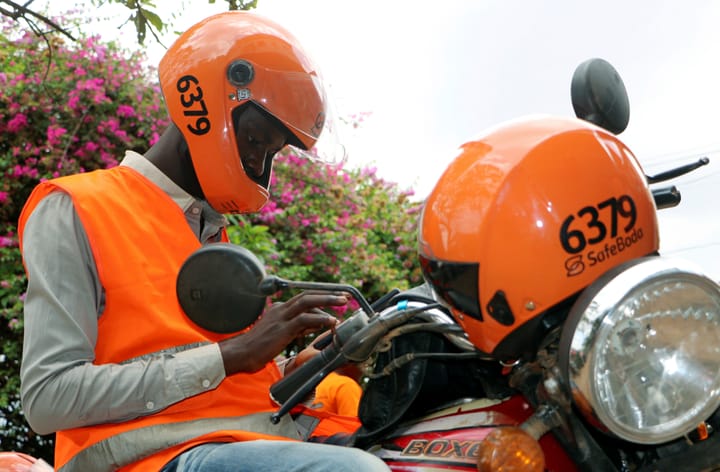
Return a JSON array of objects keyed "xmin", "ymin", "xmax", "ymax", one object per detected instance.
[{"xmin": 18, "ymin": 167, "xmax": 298, "ymax": 471}]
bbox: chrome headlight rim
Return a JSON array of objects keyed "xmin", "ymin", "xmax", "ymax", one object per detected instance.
[{"xmin": 559, "ymin": 255, "xmax": 720, "ymax": 444}]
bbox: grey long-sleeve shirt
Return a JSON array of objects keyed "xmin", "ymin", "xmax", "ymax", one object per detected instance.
[{"xmin": 20, "ymin": 151, "xmax": 229, "ymax": 435}]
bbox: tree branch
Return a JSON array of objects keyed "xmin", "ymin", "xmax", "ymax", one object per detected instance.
[{"xmin": 0, "ymin": 0, "xmax": 76, "ymax": 41}]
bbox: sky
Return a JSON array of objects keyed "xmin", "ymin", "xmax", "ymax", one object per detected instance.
[{"xmin": 40, "ymin": 0, "xmax": 720, "ymax": 278}]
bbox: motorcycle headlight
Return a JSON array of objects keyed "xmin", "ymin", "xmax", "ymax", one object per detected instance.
[{"xmin": 559, "ymin": 256, "xmax": 720, "ymax": 444}]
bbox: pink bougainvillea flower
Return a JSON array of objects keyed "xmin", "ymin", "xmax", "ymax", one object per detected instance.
[
  {"xmin": 7, "ymin": 113, "xmax": 28, "ymax": 132},
  {"xmin": 46, "ymin": 126, "xmax": 68, "ymax": 146},
  {"xmin": 67, "ymin": 94, "xmax": 81, "ymax": 109},
  {"xmin": 149, "ymin": 132, "xmax": 162, "ymax": 146},
  {"xmin": 0, "ymin": 236, "xmax": 16, "ymax": 248},
  {"xmin": 117, "ymin": 104, "xmax": 136, "ymax": 118}
]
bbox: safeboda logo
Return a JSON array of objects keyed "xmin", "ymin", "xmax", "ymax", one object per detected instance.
[
  {"xmin": 565, "ymin": 227, "xmax": 645, "ymax": 277},
  {"xmin": 559, "ymin": 194, "xmax": 644, "ymax": 277}
]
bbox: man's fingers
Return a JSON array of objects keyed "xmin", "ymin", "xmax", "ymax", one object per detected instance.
[
  {"xmin": 296, "ymin": 311, "xmax": 338, "ymax": 332},
  {"xmin": 282, "ymin": 293, "xmax": 348, "ymax": 313}
]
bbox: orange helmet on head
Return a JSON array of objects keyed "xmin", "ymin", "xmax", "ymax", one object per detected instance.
[
  {"xmin": 159, "ymin": 11, "xmax": 327, "ymax": 214},
  {"xmin": 418, "ymin": 116, "xmax": 659, "ymax": 361}
]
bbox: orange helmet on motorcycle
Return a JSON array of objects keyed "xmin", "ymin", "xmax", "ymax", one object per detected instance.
[
  {"xmin": 159, "ymin": 11, "xmax": 327, "ymax": 213},
  {"xmin": 418, "ymin": 116, "xmax": 659, "ymax": 361}
]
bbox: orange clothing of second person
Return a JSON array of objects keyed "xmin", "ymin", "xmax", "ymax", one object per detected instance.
[{"xmin": 312, "ymin": 372, "xmax": 362, "ymax": 417}]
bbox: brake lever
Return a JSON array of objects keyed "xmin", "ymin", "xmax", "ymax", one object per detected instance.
[{"xmin": 646, "ymin": 156, "xmax": 709, "ymax": 184}]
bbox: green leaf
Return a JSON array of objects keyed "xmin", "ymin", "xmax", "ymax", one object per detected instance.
[{"xmin": 141, "ymin": 8, "xmax": 164, "ymax": 33}]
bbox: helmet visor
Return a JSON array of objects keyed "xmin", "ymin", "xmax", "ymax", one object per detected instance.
[
  {"xmin": 419, "ymin": 255, "xmax": 483, "ymax": 321},
  {"xmin": 229, "ymin": 59, "xmax": 328, "ymax": 152}
]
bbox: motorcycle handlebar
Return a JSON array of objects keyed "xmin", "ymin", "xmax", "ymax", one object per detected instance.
[
  {"xmin": 651, "ymin": 185, "xmax": 681, "ymax": 209},
  {"xmin": 270, "ymin": 310, "xmax": 370, "ymax": 406},
  {"xmin": 647, "ymin": 156, "xmax": 709, "ymax": 210},
  {"xmin": 270, "ymin": 341, "xmax": 343, "ymax": 422},
  {"xmin": 312, "ymin": 289, "xmax": 399, "ymax": 351},
  {"xmin": 269, "ymin": 302, "xmax": 441, "ymax": 423}
]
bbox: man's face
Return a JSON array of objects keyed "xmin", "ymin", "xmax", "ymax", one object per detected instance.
[{"xmin": 235, "ymin": 105, "xmax": 289, "ymax": 185}]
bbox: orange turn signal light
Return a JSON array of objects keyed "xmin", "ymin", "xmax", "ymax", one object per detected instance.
[{"xmin": 477, "ymin": 427, "xmax": 545, "ymax": 472}]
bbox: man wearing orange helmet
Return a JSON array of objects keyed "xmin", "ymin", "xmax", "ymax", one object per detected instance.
[{"xmin": 17, "ymin": 11, "xmax": 389, "ymax": 472}]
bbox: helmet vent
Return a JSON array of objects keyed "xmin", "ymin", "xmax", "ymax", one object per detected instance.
[
  {"xmin": 487, "ymin": 291, "xmax": 515, "ymax": 326},
  {"xmin": 227, "ymin": 60, "xmax": 255, "ymax": 87}
]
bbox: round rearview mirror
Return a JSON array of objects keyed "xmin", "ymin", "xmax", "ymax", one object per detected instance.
[
  {"xmin": 176, "ymin": 243, "xmax": 267, "ymax": 333},
  {"xmin": 571, "ymin": 58, "xmax": 630, "ymax": 134}
]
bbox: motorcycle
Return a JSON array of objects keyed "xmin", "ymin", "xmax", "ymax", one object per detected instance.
[
  {"xmin": 4, "ymin": 58, "xmax": 718, "ymax": 472},
  {"xmin": 172, "ymin": 57, "xmax": 720, "ymax": 472}
]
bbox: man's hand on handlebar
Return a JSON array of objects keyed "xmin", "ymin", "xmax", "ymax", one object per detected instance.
[{"xmin": 218, "ymin": 291, "xmax": 346, "ymax": 375}]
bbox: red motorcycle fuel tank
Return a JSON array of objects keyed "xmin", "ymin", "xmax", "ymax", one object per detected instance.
[{"xmin": 368, "ymin": 395, "xmax": 577, "ymax": 471}]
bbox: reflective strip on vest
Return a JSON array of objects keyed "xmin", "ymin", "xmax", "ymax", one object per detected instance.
[{"xmin": 58, "ymin": 413, "xmax": 301, "ymax": 472}]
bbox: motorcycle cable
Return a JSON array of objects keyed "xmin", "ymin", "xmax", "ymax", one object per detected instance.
[
  {"xmin": 374, "ymin": 322, "xmax": 473, "ymax": 353},
  {"xmin": 367, "ymin": 352, "xmax": 494, "ymax": 379}
]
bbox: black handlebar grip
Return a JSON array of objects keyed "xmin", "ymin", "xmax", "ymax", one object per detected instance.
[
  {"xmin": 652, "ymin": 185, "xmax": 681, "ymax": 209},
  {"xmin": 312, "ymin": 333, "xmax": 333, "ymax": 351},
  {"xmin": 313, "ymin": 310, "xmax": 370, "ymax": 351},
  {"xmin": 270, "ymin": 342, "xmax": 341, "ymax": 406}
]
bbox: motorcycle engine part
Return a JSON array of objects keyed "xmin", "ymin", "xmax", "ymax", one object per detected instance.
[
  {"xmin": 176, "ymin": 243, "xmax": 267, "ymax": 333},
  {"xmin": 418, "ymin": 116, "xmax": 659, "ymax": 361},
  {"xmin": 571, "ymin": 57, "xmax": 630, "ymax": 135},
  {"xmin": 559, "ymin": 255, "xmax": 720, "ymax": 444}
]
